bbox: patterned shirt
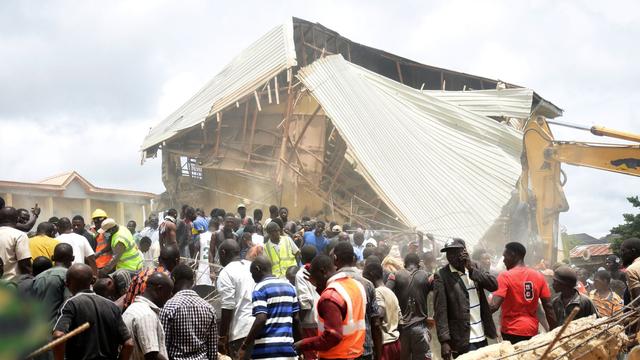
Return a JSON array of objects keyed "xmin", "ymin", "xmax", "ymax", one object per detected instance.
[
  {"xmin": 590, "ymin": 289, "xmax": 623, "ymax": 317},
  {"xmin": 124, "ymin": 266, "xmax": 167, "ymax": 309},
  {"xmin": 159, "ymin": 289, "xmax": 218, "ymax": 360},
  {"xmin": 252, "ymin": 276, "xmax": 300, "ymax": 360}
]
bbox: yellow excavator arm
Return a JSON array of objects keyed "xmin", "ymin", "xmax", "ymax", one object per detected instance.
[{"xmin": 519, "ymin": 116, "xmax": 640, "ymax": 263}]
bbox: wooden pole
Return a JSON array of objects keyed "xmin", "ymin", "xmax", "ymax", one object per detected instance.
[
  {"xmin": 276, "ymin": 89, "xmax": 296, "ymax": 186},
  {"xmin": 241, "ymin": 102, "xmax": 249, "ymax": 143},
  {"xmin": 289, "ymin": 104, "xmax": 321, "ymax": 158},
  {"xmin": 300, "ymin": 25, "xmax": 308, "ymax": 66},
  {"xmin": 539, "ymin": 307, "xmax": 580, "ymax": 360},
  {"xmin": 27, "ymin": 322, "xmax": 90, "ymax": 359},
  {"xmin": 247, "ymin": 105, "xmax": 258, "ymax": 161},
  {"xmin": 396, "ymin": 61, "xmax": 404, "ymax": 84},
  {"xmin": 214, "ymin": 112, "xmax": 222, "ymax": 156}
]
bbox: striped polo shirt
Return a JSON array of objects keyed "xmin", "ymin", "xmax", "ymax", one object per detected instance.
[{"xmin": 252, "ymin": 276, "xmax": 300, "ymax": 360}]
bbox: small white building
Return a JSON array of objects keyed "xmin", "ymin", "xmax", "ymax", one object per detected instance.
[{"xmin": 0, "ymin": 171, "xmax": 156, "ymax": 226}]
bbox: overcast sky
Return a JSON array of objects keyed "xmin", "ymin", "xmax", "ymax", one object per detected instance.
[{"xmin": 1, "ymin": 1, "xmax": 638, "ymax": 237}]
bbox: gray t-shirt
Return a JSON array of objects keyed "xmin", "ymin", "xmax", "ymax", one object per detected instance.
[
  {"xmin": 32, "ymin": 266, "xmax": 70, "ymax": 324},
  {"xmin": 386, "ymin": 268, "xmax": 432, "ymax": 327}
]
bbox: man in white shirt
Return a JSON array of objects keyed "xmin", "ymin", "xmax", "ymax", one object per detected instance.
[
  {"xmin": 139, "ymin": 215, "xmax": 160, "ymax": 249},
  {"xmin": 122, "ymin": 272, "xmax": 173, "ymax": 360},
  {"xmin": 195, "ymin": 219, "xmax": 214, "ymax": 286},
  {"xmin": 56, "ymin": 217, "xmax": 96, "ymax": 275},
  {"xmin": 242, "ymin": 224, "xmax": 263, "ymax": 246},
  {"xmin": 0, "ymin": 207, "xmax": 32, "ymax": 281},
  {"xmin": 217, "ymin": 239, "xmax": 255, "ymax": 360},
  {"xmin": 139, "ymin": 236, "xmax": 159, "ymax": 269}
]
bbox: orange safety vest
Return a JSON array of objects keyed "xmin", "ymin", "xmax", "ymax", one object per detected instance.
[
  {"xmin": 318, "ymin": 273, "xmax": 367, "ymax": 359},
  {"xmin": 95, "ymin": 233, "xmax": 113, "ymax": 268}
]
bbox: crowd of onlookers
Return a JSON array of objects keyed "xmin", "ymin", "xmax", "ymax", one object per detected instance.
[{"xmin": 2, "ymin": 197, "xmax": 640, "ymax": 360}]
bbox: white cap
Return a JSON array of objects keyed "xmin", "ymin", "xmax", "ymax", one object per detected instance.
[{"xmin": 100, "ymin": 218, "xmax": 117, "ymax": 232}]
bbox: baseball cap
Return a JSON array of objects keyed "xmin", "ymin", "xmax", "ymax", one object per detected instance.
[
  {"xmin": 440, "ymin": 238, "xmax": 466, "ymax": 252},
  {"xmin": 553, "ymin": 266, "xmax": 578, "ymax": 286},
  {"xmin": 606, "ymin": 255, "xmax": 620, "ymax": 264},
  {"xmin": 101, "ymin": 218, "xmax": 117, "ymax": 232},
  {"xmin": 332, "ymin": 225, "xmax": 342, "ymax": 232},
  {"xmin": 237, "ymin": 203, "xmax": 246, "ymax": 209}
]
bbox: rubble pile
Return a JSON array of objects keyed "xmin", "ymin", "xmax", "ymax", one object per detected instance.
[{"xmin": 457, "ymin": 315, "xmax": 627, "ymax": 360}]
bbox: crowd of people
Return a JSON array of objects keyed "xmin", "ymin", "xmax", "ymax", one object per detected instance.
[{"xmin": 2, "ymin": 197, "xmax": 640, "ymax": 360}]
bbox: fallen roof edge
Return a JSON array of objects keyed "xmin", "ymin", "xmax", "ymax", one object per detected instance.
[{"xmin": 298, "ymin": 55, "xmax": 522, "ymax": 244}]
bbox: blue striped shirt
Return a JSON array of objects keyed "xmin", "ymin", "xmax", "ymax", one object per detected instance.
[{"xmin": 252, "ymin": 276, "xmax": 300, "ymax": 359}]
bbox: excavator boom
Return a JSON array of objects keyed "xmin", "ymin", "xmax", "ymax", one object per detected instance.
[{"xmin": 520, "ymin": 117, "xmax": 640, "ymax": 263}]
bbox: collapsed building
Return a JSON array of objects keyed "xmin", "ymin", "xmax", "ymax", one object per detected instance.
[{"xmin": 141, "ymin": 17, "xmax": 562, "ymax": 248}]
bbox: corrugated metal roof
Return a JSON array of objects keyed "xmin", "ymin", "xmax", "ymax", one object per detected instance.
[
  {"xmin": 141, "ymin": 21, "xmax": 297, "ymax": 150},
  {"xmin": 298, "ymin": 55, "xmax": 522, "ymax": 244},
  {"xmin": 424, "ymin": 88, "xmax": 535, "ymax": 119},
  {"xmin": 570, "ymin": 244, "xmax": 612, "ymax": 258}
]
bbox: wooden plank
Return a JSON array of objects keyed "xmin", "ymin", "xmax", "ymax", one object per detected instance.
[
  {"xmin": 304, "ymin": 42, "xmax": 334, "ymax": 56},
  {"xmin": 276, "ymin": 89, "xmax": 296, "ymax": 185},
  {"xmin": 311, "ymin": 26, "xmax": 317, "ymax": 60},
  {"xmin": 201, "ymin": 122, "xmax": 208, "ymax": 148},
  {"xmin": 298, "ymin": 146, "xmax": 324, "ymax": 165},
  {"xmin": 286, "ymin": 136, "xmax": 306, "ymax": 174},
  {"xmin": 327, "ymin": 154, "xmax": 347, "ymax": 194},
  {"xmin": 290, "ymin": 105, "xmax": 321, "ymax": 155},
  {"xmin": 274, "ymin": 75, "xmax": 280, "ymax": 104},
  {"xmin": 246, "ymin": 106, "xmax": 258, "ymax": 161},
  {"xmin": 300, "ymin": 24, "xmax": 308, "ymax": 66},
  {"xmin": 241, "ymin": 102, "xmax": 249, "ymax": 143},
  {"xmin": 396, "ymin": 61, "xmax": 404, "ymax": 83},
  {"xmin": 214, "ymin": 113, "xmax": 222, "ymax": 156}
]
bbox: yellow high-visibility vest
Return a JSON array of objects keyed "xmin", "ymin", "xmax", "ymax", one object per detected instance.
[
  {"xmin": 111, "ymin": 227, "xmax": 143, "ymax": 271},
  {"xmin": 265, "ymin": 236, "xmax": 297, "ymax": 278}
]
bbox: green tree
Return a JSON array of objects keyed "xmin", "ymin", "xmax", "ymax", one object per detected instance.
[{"xmin": 609, "ymin": 196, "xmax": 640, "ymax": 255}]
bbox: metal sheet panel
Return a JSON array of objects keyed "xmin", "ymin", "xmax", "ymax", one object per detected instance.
[
  {"xmin": 142, "ymin": 21, "xmax": 297, "ymax": 150},
  {"xmin": 298, "ymin": 55, "xmax": 522, "ymax": 244},
  {"xmin": 570, "ymin": 244, "xmax": 612, "ymax": 258},
  {"xmin": 424, "ymin": 88, "xmax": 535, "ymax": 119}
]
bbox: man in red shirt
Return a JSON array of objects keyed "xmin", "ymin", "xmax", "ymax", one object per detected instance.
[
  {"xmin": 294, "ymin": 254, "xmax": 366, "ymax": 359},
  {"xmin": 490, "ymin": 242, "xmax": 557, "ymax": 344}
]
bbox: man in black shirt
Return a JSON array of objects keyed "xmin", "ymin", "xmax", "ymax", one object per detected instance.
[
  {"xmin": 72, "ymin": 215, "xmax": 97, "ymax": 251},
  {"xmin": 53, "ymin": 263, "xmax": 133, "ymax": 360},
  {"xmin": 386, "ymin": 253, "xmax": 432, "ymax": 360},
  {"xmin": 606, "ymin": 255, "xmax": 627, "ymax": 283},
  {"xmin": 551, "ymin": 266, "xmax": 597, "ymax": 325}
]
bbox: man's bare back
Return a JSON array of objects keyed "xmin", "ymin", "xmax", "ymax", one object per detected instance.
[{"xmin": 159, "ymin": 219, "xmax": 177, "ymax": 247}]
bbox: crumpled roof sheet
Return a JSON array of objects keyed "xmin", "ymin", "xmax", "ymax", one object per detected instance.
[
  {"xmin": 424, "ymin": 88, "xmax": 535, "ymax": 119},
  {"xmin": 298, "ymin": 55, "xmax": 523, "ymax": 243},
  {"xmin": 569, "ymin": 244, "xmax": 612, "ymax": 258},
  {"xmin": 142, "ymin": 22, "xmax": 297, "ymax": 150}
]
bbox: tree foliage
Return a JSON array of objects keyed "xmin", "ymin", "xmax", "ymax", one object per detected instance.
[{"xmin": 609, "ymin": 196, "xmax": 640, "ymax": 255}]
